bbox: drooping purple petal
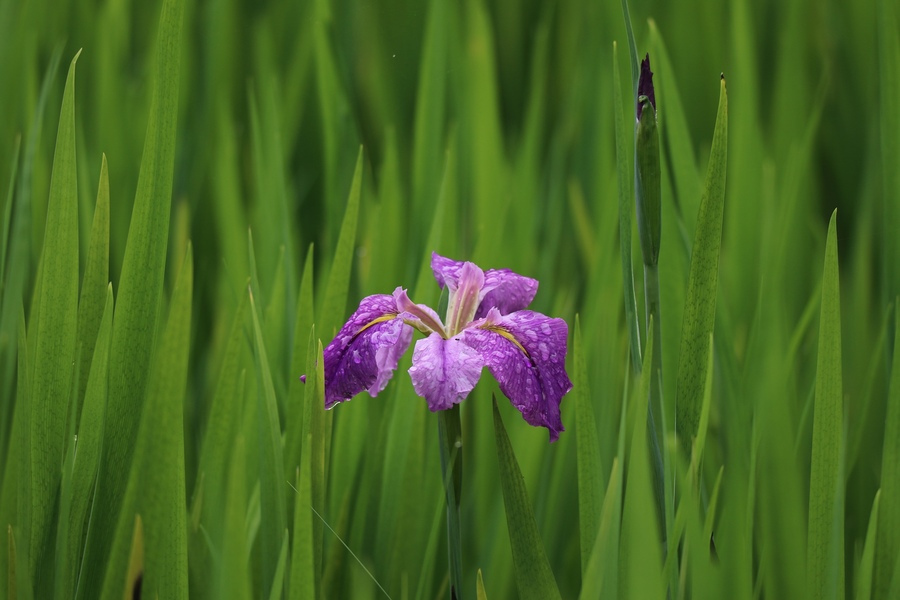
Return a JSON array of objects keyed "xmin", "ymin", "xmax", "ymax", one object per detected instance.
[
  {"xmin": 323, "ymin": 294, "xmax": 413, "ymax": 408},
  {"xmin": 477, "ymin": 269, "xmax": 539, "ymax": 319},
  {"xmin": 408, "ymin": 332, "xmax": 484, "ymax": 412},
  {"xmin": 461, "ymin": 308, "xmax": 572, "ymax": 441},
  {"xmin": 430, "ymin": 252, "xmax": 466, "ymax": 289}
]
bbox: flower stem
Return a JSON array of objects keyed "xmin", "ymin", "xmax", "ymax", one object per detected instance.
[
  {"xmin": 643, "ymin": 263, "xmax": 668, "ymax": 553},
  {"xmin": 438, "ymin": 404, "xmax": 463, "ymax": 600}
]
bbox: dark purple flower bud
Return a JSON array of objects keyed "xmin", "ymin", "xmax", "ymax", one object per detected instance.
[{"xmin": 637, "ymin": 53, "xmax": 656, "ymax": 120}]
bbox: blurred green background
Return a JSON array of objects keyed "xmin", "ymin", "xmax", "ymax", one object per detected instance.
[{"xmin": 0, "ymin": 0, "xmax": 898, "ymax": 597}]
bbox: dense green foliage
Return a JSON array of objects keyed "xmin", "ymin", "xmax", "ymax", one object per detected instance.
[{"xmin": 1, "ymin": 0, "xmax": 898, "ymax": 597}]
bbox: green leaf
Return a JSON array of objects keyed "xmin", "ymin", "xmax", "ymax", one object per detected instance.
[
  {"xmin": 319, "ymin": 147, "xmax": 363, "ymax": 340},
  {"xmin": 876, "ymin": 301, "xmax": 900, "ymax": 599},
  {"xmin": 285, "ymin": 245, "xmax": 315, "ymax": 486},
  {"xmin": 0, "ymin": 134, "xmax": 21, "ymax": 288},
  {"xmin": 620, "ymin": 318, "xmax": 665, "ymax": 599},
  {"xmin": 100, "ymin": 244, "xmax": 193, "ymax": 600},
  {"xmin": 579, "ymin": 458, "xmax": 622, "ymax": 599},
  {"xmin": 249, "ymin": 284, "xmax": 287, "ymax": 599},
  {"xmin": 879, "ymin": 0, "xmax": 900, "ymax": 299},
  {"xmin": 218, "ymin": 429, "xmax": 252, "ymax": 600},
  {"xmin": 574, "ymin": 317, "xmax": 603, "ymax": 576},
  {"xmin": 613, "ymin": 42, "xmax": 642, "ymax": 372},
  {"xmin": 192, "ymin": 292, "xmax": 247, "ymax": 530},
  {"xmin": 60, "ymin": 285, "xmax": 113, "ymax": 598},
  {"xmin": 303, "ymin": 335, "xmax": 327, "ymax": 593},
  {"xmin": 858, "ymin": 491, "xmax": 881, "ymax": 600},
  {"xmin": 647, "ymin": 20, "xmax": 700, "ymax": 237},
  {"xmin": 122, "ymin": 516, "xmax": 143, "ymax": 600},
  {"xmin": 690, "ymin": 334, "xmax": 715, "ymax": 479},
  {"xmin": 84, "ymin": 0, "xmax": 184, "ymax": 591},
  {"xmin": 807, "ymin": 210, "xmax": 844, "ymax": 600},
  {"xmin": 476, "ymin": 569, "xmax": 488, "ymax": 600},
  {"xmin": 675, "ymin": 76, "xmax": 728, "ymax": 448},
  {"xmin": 492, "ymin": 396, "xmax": 561, "ymax": 600},
  {"xmin": 28, "ymin": 49, "xmax": 81, "ymax": 586},
  {"xmin": 268, "ymin": 530, "xmax": 289, "ymax": 600},
  {"xmin": 289, "ymin": 434, "xmax": 315, "ymax": 600},
  {"xmin": 411, "ymin": 0, "xmax": 448, "ymax": 219},
  {"xmin": 618, "ymin": 0, "xmax": 640, "ymax": 90},
  {"xmin": 13, "ymin": 309, "xmax": 32, "ymax": 596}
]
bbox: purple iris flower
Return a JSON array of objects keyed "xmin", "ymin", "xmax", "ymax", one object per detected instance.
[{"xmin": 322, "ymin": 253, "xmax": 573, "ymax": 441}]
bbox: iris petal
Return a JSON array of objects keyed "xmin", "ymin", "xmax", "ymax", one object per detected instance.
[
  {"xmin": 462, "ymin": 308, "xmax": 571, "ymax": 441},
  {"xmin": 408, "ymin": 332, "xmax": 484, "ymax": 411},
  {"xmin": 430, "ymin": 252, "xmax": 538, "ymax": 319},
  {"xmin": 323, "ymin": 294, "xmax": 413, "ymax": 408}
]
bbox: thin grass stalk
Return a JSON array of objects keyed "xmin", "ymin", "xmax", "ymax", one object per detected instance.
[{"xmin": 438, "ymin": 404, "xmax": 462, "ymax": 600}]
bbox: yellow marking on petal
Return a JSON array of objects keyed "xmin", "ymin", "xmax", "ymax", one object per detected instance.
[
  {"xmin": 481, "ymin": 325, "xmax": 529, "ymax": 357},
  {"xmin": 353, "ymin": 313, "xmax": 398, "ymax": 338}
]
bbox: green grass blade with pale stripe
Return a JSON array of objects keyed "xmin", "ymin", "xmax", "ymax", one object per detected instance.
[
  {"xmin": 807, "ymin": 211, "xmax": 844, "ymax": 600},
  {"xmin": 492, "ymin": 396, "xmax": 561, "ymax": 600},
  {"xmin": 675, "ymin": 76, "xmax": 728, "ymax": 448},
  {"xmin": 28, "ymin": 50, "xmax": 81, "ymax": 588}
]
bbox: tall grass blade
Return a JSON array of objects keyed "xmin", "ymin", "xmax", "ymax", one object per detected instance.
[
  {"xmin": 875, "ymin": 302, "xmax": 900, "ymax": 598},
  {"xmin": 319, "ymin": 147, "xmax": 363, "ymax": 340},
  {"xmin": 73, "ymin": 155, "xmax": 109, "ymax": 424},
  {"xmin": 27, "ymin": 50, "xmax": 81, "ymax": 588},
  {"xmin": 574, "ymin": 317, "xmax": 602, "ymax": 575},
  {"xmin": 578, "ymin": 458, "xmax": 622, "ymax": 599},
  {"xmin": 249, "ymin": 284, "xmax": 287, "ymax": 598},
  {"xmin": 807, "ymin": 211, "xmax": 844, "ymax": 600},
  {"xmin": 64, "ymin": 285, "xmax": 113, "ymax": 598},
  {"xmin": 476, "ymin": 569, "xmax": 487, "ymax": 600},
  {"xmin": 620, "ymin": 317, "xmax": 665, "ymax": 598},
  {"xmin": 84, "ymin": 0, "xmax": 184, "ymax": 591},
  {"xmin": 289, "ymin": 434, "xmax": 315, "ymax": 600},
  {"xmin": 879, "ymin": 0, "xmax": 900, "ymax": 302},
  {"xmin": 858, "ymin": 491, "xmax": 881, "ymax": 600},
  {"xmin": 614, "ymin": 42, "xmax": 642, "ymax": 372},
  {"xmin": 675, "ymin": 76, "xmax": 728, "ymax": 448},
  {"xmin": 122, "ymin": 516, "xmax": 143, "ymax": 600},
  {"xmin": 0, "ymin": 135, "xmax": 20, "ymax": 288},
  {"xmin": 491, "ymin": 396, "xmax": 561, "ymax": 600}
]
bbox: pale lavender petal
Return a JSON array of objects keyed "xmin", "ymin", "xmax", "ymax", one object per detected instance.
[
  {"xmin": 477, "ymin": 268, "xmax": 539, "ymax": 318},
  {"xmin": 445, "ymin": 262, "xmax": 485, "ymax": 335},
  {"xmin": 461, "ymin": 308, "xmax": 572, "ymax": 441},
  {"xmin": 408, "ymin": 332, "xmax": 484, "ymax": 411},
  {"xmin": 393, "ymin": 287, "xmax": 446, "ymax": 336},
  {"xmin": 368, "ymin": 323, "xmax": 414, "ymax": 395},
  {"xmin": 323, "ymin": 294, "xmax": 412, "ymax": 408},
  {"xmin": 431, "ymin": 252, "xmax": 539, "ymax": 319}
]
